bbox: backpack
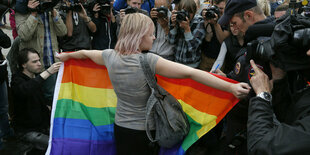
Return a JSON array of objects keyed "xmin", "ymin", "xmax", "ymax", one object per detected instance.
[{"xmin": 139, "ymin": 54, "xmax": 190, "ymax": 148}]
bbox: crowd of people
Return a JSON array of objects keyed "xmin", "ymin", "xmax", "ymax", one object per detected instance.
[{"xmin": 1, "ymin": 0, "xmax": 310, "ymax": 154}]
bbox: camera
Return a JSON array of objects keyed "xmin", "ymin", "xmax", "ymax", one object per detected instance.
[
  {"xmin": 172, "ymin": 0, "xmax": 180, "ymax": 4},
  {"xmin": 247, "ymin": 26, "xmax": 310, "ymax": 72},
  {"xmin": 124, "ymin": 6, "xmax": 143, "ymax": 14},
  {"xmin": 0, "ymin": 0, "xmax": 15, "ymax": 17},
  {"xmin": 95, "ymin": 0, "xmax": 111, "ymax": 15},
  {"xmin": 29, "ymin": 1, "xmax": 56, "ymax": 13},
  {"xmin": 246, "ymin": 38, "xmax": 275, "ymax": 63},
  {"xmin": 204, "ymin": 5, "xmax": 220, "ymax": 19},
  {"xmin": 176, "ymin": 9, "xmax": 189, "ymax": 22},
  {"xmin": 156, "ymin": 6, "xmax": 168, "ymax": 18},
  {"xmin": 292, "ymin": 28, "xmax": 310, "ymax": 49},
  {"xmin": 60, "ymin": 0, "xmax": 89, "ymax": 12}
]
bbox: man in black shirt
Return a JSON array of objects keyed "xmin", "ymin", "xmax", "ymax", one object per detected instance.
[{"xmin": 11, "ymin": 48, "xmax": 61, "ymax": 151}]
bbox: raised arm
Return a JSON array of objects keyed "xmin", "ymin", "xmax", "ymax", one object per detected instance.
[
  {"xmin": 57, "ymin": 50, "xmax": 105, "ymax": 65},
  {"xmin": 155, "ymin": 57, "xmax": 251, "ymax": 98}
]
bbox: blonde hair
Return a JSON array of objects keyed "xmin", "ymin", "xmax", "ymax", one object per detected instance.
[
  {"xmin": 257, "ymin": 0, "xmax": 271, "ymax": 16},
  {"xmin": 115, "ymin": 13, "xmax": 154, "ymax": 55}
]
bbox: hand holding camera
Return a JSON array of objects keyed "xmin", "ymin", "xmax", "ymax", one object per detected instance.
[
  {"xmin": 27, "ymin": 0, "xmax": 40, "ymax": 16},
  {"xmin": 77, "ymin": 4, "xmax": 88, "ymax": 20},
  {"xmin": 202, "ymin": 5, "xmax": 220, "ymax": 25},
  {"xmin": 151, "ymin": 7, "xmax": 169, "ymax": 30},
  {"xmin": 93, "ymin": 0, "xmax": 112, "ymax": 18},
  {"xmin": 93, "ymin": 3, "xmax": 100, "ymax": 18}
]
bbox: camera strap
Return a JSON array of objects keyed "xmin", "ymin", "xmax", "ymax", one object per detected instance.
[{"xmin": 73, "ymin": 12, "xmax": 79, "ymax": 25}]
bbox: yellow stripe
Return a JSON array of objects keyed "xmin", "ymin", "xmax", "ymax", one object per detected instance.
[
  {"xmin": 179, "ymin": 100, "xmax": 217, "ymax": 138},
  {"xmin": 58, "ymin": 82, "xmax": 117, "ymax": 108}
]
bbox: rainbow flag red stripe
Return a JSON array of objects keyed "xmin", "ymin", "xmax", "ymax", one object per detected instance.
[{"xmin": 46, "ymin": 59, "xmax": 239, "ymax": 155}]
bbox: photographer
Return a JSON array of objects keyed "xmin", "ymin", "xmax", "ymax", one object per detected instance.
[
  {"xmin": 149, "ymin": 0, "xmax": 175, "ymax": 60},
  {"xmin": 199, "ymin": 0, "xmax": 230, "ymax": 71},
  {"xmin": 248, "ymin": 58, "xmax": 310, "ymax": 154},
  {"xmin": 168, "ymin": 0, "xmax": 206, "ymax": 68},
  {"xmin": 91, "ymin": 0, "xmax": 118, "ymax": 50},
  {"xmin": 118, "ymin": 0, "xmax": 148, "ymax": 24},
  {"xmin": 246, "ymin": 5, "xmax": 310, "ymax": 153},
  {"xmin": 15, "ymin": 0, "xmax": 67, "ymax": 103},
  {"xmin": 59, "ymin": 0, "xmax": 96, "ymax": 51},
  {"xmin": 113, "ymin": 0, "xmax": 154, "ymax": 13}
]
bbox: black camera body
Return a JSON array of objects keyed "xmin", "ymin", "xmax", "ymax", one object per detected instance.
[
  {"xmin": 124, "ymin": 6, "xmax": 143, "ymax": 14},
  {"xmin": 204, "ymin": 5, "xmax": 220, "ymax": 19},
  {"xmin": 60, "ymin": 0, "xmax": 89, "ymax": 12},
  {"xmin": 96, "ymin": 0, "xmax": 111, "ymax": 15},
  {"xmin": 156, "ymin": 6, "xmax": 168, "ymax": 18},
  {"xmin": 176, "ymin": 9, "xmax": 189, "ymax": 22},
  {"xmin": 292, "ymin": 28, "xmax": 310, "ymax": 50},
  {"xmin": 29, "ymin": 1, "xmax": 55, "ymax": 14},
  {"xmin": 246, "ymin": 38, "xmax": 275, "ymax": 63}
]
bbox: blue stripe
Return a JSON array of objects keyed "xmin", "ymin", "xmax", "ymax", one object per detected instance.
[{"xmin": 52, "ymin": 118, "xmax": 114, "ymax": 141}]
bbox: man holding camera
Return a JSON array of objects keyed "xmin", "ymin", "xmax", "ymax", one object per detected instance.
[
  {"xmin": 113, "ymin": 0, "xmax": 154, "ymax": 13},
  {"xmin": 149, "ymin": 0, "xmax": 175, "ymax": 60},
  {"xmin": 91, "ymin": 0, "xmax": 118, "ymax": 50},
  {"xmin": 59, "ymin": 0, "xmax": 96, "ymax": 52},
  {"xmin": 199, "ymin": 0, "xmax": 230, "ymax": 71},
  {"xmin": 15, "ymin": 0, "xmax": 67, "ymax": 103},
  {"xmin": 248, "ymin": 57, "xmax": 310, "ymax": 154},
  {"xmin": 168, "ymin": 0, "xmax": 206, "ymax": 68}
]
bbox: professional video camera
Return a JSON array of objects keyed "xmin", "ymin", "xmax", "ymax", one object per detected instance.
[
  {"xmin": 0, "ymin": 0, "xmax": 15, "ymax": 18},
  {"xmin": 176, "ymin": 9, "xmax": 189, "ymax": 22},
  {"xmin": 204, "ymin": 5, "xmax": 220, "ymax": 19},
  {"xmin": 246, "ymin": 0, "xmax": 310, "ymax": 73},
  {"xmin": 60, "ymin": 0, "xmax": 89, "ymax": 12},
  {"xmin": 95, "ymin": 0, "xmax": 111, "ymax": 15},
  {"xmin": 156, "ymin": 6, "xmax": 168, "ymax": 18}
]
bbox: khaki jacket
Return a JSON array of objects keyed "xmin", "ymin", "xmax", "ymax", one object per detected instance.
[{"xmin": 16, "ymin": 11, "xmax": 67, "ymax": 68}]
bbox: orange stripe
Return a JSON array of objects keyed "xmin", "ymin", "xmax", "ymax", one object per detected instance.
[
  {"xmin": 157, "ymin": 75, "xmax": 235, "ymax": 99},
  {"xmin": 62, "ymin": 65, "xmax": 113, "ymax": 89},
  {"xmin": 158, "ymin": 79, "xmax": 239, "ymax": 123}
]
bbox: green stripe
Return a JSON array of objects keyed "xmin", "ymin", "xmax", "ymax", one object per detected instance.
[
  {"xmin": 55, "ymin": 99, "xmax": 116, "ymax": 126},
  {"xmin": 181, "ymin": 115, "xmax": 202, "ymax": 151}
]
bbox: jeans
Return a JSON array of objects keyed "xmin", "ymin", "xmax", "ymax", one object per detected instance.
[{"xmin": 0, "ymin": 82, "xmax": 10, "ymax": 149}]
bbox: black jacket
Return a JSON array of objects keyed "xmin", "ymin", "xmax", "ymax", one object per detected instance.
[
  {"xmin": 0, "ymin": 29, "xmax": 11, "ymax": 83},
  {"xmin": 11, "ymin": 72, "xmax": 50, "ymax": 133},
  {"xmin": 91, "ymin": 14, "xmax": 118, "ymax": 50},
  {"xmin": 248, "ymin": 77, "xmax": 310, "ymax": 155}
]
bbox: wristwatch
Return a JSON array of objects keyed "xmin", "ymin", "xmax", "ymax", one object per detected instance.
[{"xmin": 257, "ymin": 92, "xmax": 272, "ymax": 102}]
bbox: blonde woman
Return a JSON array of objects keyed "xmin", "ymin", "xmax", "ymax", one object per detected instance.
[
  {"xmin": 57, "ymin": 13, "xmax": 250, "ymax": 155},
  {"xmin": 258, "ymin": 0, "xmax": 271, "ymax": 16}
]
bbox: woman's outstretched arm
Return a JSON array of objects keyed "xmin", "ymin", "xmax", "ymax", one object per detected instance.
[
  {"xmin": 155, "ymin": 57, "xmax": 251, "ymax": 99},
  {"xmin": 57, "ymin": 50, "xmax": 105, "ymax": 65}
]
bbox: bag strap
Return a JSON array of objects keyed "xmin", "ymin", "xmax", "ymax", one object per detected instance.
[
  {"xmin": 139, "ymin": 54, "xmax": 158, "ymax": 143},
  {"xmin": 139, "ymin": 54, "xmax": 159, "ymax": 91}
]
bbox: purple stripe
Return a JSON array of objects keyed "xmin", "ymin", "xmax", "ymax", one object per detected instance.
[
  {"xmin": 159, "ymin": 143, "xmax": 185, "ymax": 155},
  {"xmin": 50, "ymin": 138, "xmax": 116, "ymax": 155}
]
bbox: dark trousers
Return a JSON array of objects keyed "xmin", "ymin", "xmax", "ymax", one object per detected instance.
[{"xmin": 114, "ymin": 124, "xmax": 158, "ymax": 155}]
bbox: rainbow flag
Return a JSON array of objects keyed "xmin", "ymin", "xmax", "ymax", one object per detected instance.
[{"xmin": 46, "ymin": 58, "xmax": 239, "ymax": 155}]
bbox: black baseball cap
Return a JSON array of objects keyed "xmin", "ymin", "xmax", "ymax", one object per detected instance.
[{"xmin": 218, "ymin": 0, "xmax": 257, "ymax": 26}]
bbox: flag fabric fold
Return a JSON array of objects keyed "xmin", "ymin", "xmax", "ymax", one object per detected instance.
[{"xmin": 46, "ymin": 59, "xmax": 239, "ymax": 155}]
